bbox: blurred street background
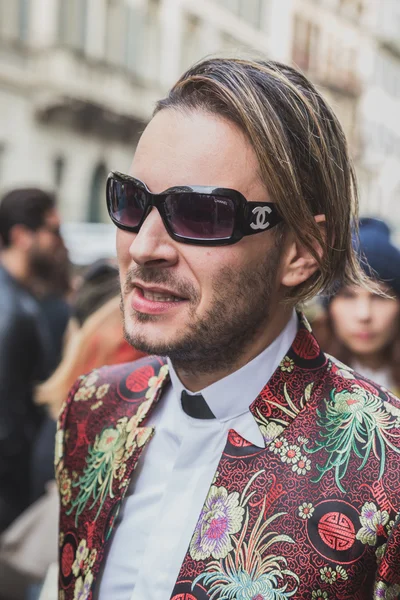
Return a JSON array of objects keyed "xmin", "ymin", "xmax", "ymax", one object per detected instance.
[{"xmin": 0, "ymin": 0, "xmax": 399, "ymax": 264}]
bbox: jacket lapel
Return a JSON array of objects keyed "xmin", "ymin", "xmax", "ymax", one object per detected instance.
[
  {"xmin": 245, "ymin": 313, "xmax": 327, "ymax": 447},
  {"xmin": 58, "ymin": 359, "xmax": 171, "ymax": 599}
]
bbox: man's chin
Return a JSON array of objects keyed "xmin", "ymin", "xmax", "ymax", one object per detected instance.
[{"xmin": 123, "ymin": 320, "xmax": 181, "ymax": 356}]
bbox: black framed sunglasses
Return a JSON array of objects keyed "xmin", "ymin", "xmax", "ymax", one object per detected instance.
[{"xmin": 106, "ymin": 171, "xmax": 283, "ymax": 246}]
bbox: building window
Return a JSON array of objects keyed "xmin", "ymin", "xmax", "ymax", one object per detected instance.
[
  {"xmin": 0, "ymin": 0, "xmax": 30, "ymax": 43},
  {"xmin": 53, "ymin": 156, "xmax": 65, "ymax": 189},
  {"xmin": 239, "ymin": 0, "xmax": 263, "ymax": 29},
  {"xmin": 58, "ymin": 0, "xmax": 88, "ymax": 52},
  {"xmin": 105, "ymin": 0, "xmax": 125, "ymax": 66},
  {"xmin": 88, "ymin": 162, "xmax": 108, "ymax": 223},
  {"xmin": 0, "ymin": 143, "xmax": 5, "ymax": 186},
  {"xmin": 181, "ymin": 15, "xmax": 202, "ymax": 72},
  {"xmin": 291, "ymin": 15, "xmax": 319, "ymax": 73},
  {"xmin": 218, "ymin": 0, "xmax": 240, "ymax": 13}
]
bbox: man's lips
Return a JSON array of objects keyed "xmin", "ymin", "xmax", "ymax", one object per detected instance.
[{"xmin": 129, "ymin": 283, "xmax": 188, "ymax": 315}]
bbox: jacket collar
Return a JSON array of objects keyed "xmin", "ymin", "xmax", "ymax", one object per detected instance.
[{"xmin": 145, "ymin": 313, "xmax": 327, "ymax": 447}]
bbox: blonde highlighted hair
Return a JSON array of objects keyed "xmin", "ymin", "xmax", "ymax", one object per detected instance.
[{"xmin": 155, "ymin": 57, "xmax": 370, "ymax": 304}]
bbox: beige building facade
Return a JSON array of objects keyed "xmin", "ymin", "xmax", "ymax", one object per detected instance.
[{"xmin": 0, "ymin": 0, "xmax": 398, "ymax": 246}]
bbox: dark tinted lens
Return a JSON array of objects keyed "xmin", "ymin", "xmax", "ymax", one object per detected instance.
[
  {"xmin": 165, "ymin": 194, "xmax": 235, "ymax": 240},
  {"xmin": 109, "ymin": 180, "xmax": 147, "ymax": 228}
]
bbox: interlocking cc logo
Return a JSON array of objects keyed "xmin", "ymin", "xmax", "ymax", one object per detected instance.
[{"xmin": 250, "ymin": 206, "xmax": 272, "ymax": 230}]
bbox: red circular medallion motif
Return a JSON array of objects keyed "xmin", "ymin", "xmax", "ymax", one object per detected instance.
[
  {"xmin": 61, "ymin": 542, "xmax": 74, "ymax": 578},
  {"xmin": 171, "ymin": 595, "xmax": 197, "ymax": 600},
  {"xmin": 318, "ymin": 511, "xmax": 356, "ymax": 551},
  {"xmin": 125, "ymin": 365, "xmax": 155, "ymax": 393}
]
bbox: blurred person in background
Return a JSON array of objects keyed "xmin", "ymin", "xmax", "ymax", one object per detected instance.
[
  {"xmin": 316, "ymin": 218, "xmax": 400, "ymax": 396},
  {"xmin": 32, "ymin": 234, "xmax": 71, "ymax": 374},
  {"xmin": 0, "ymin": 260, "xmax": 144, "ymax": 600},
  {"xmin": 0, "ymin": 188, "xmax": 63, "ymax": 532}
]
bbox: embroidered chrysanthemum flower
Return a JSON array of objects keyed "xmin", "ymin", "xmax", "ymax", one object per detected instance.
[
  {"xmin": 335, "ymin": 566, "xmax": 348, "ymax": 581},
  {"xmin": 90, "ymin": 400, "xmax": 103, "ymax": 411},
  {"xmin": 298, "ymin": 502, "xmax": 314, "ymax": 519},
  {"xmin": 269, "ymin": 436, "xmax": 288, "ymax": 454},
  {"xmin": 374, "ymin": 581, "xmax": 400, "ymax": 599},
  {"xmin": 280, "ymin": 444, "xmax": 301, "ymax": 464},
  {"xmin": 312, "ymin": 591, "xmax": 329, "ymax": 599},
  {"xmin": 95, "ymin": 427, "xmax": 125, "ymax": 458},
  {"xmin": 59, "ymin": 468, "xmax": 72, "ymax": 505},
  {"xmin": 292, "ymin": 455, "xmax": 311, "ymax": 475},
  {"xmin": 189, "ymin": 485, "xmax": 245, "ymax": 561},
  {"xmin": 386, "ymin": 519, "xmax": 395, "ymax": 537},
  {"xmin": 72, "ymin": 539, "xmax": 89, "ymax": 577},
  {"xmin": 88, "ymin": 549, "xmax": 97, "ymax": 568},
  {"xmin": 96, "ymin": 384, "xmax": 110, "ymax": 399},
  {"xmin": 74, "ymin": 385, "xmax": 96, "ymax": 402},
  {"xmin": 356, "ymin": 502, "xmax": 389, "ymax": 546},
  {"xmin": 259, "ymin": 421, "xmax": 284, "ymax": 444},
  {"xmin": 320, "ymin": 566, "xmax": 336, "ymax": 584},
  {"xmin": 125, "ymin": 400, "xmax": 153, "ymax": 448},
  {"xmin": 117, "ymin": 463, "xmax": 127, "ymax": 481},
  {"xmin": 60, "ymin": 479, "xmax": 72, "ymax": 506},
  {"xmin": 297, "ymin": 435, "xmax": 309, "ymax": 446},
  {"xmin": 73, "ymin": 570, "xmax": 93, "ymax": 600},
  {"xmin": 84, "ymin": 372, "xmax": 99, "ymax": 388},
  {"xmin": 119, "ymin": 478, "xmax": 129, "ymax": 490},
  {"xmin": 145, "ymin": 364, "xmax": 169, "ymax": 401},
  {"xmin": 375, "ymin": 543, "xmax": 387, "ymax": 565},
  {"xmin": 54, "ymin": 429, "xmax": 64, "ymax": 467},
  {"xmin": 280, "ymin": 355, "xmax": 295, "ymax": 373}
]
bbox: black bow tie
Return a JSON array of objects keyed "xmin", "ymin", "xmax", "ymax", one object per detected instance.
[{"xmin": 181, "ymin": 390, "xmax": 216, "ymax": 419}]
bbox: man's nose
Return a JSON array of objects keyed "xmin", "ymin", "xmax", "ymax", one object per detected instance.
[{"xmin": 128, "ymin": 207, "xmax": 179, "ymax": 267}]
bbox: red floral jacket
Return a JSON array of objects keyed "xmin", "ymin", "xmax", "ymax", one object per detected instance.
[{"xmin": 56, "ymin": 316, "xmax": 400, "ymax": 600}]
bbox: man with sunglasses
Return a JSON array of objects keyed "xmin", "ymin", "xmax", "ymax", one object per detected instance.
[{"xmin": 57, "ymin": 58, "xmax": 400, "ymax": 600}]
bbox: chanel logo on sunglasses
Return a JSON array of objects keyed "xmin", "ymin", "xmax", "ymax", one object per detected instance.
[{"xmin": 250, "ymin": 206, "xmax": 272, "ymax": 230}]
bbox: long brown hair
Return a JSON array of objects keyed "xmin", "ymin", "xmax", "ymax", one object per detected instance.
[{"xmin": 155, "ymin": 57, "xmax": 371, "ymax": 305}]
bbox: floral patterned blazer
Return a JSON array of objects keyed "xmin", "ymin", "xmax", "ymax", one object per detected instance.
[{"xmin": 56, "ymin": 316, "xmax": 400, "ymax": 600}]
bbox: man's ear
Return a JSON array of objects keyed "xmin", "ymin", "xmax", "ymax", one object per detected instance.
[{"xmin": 279, "ymin": 215, "xmax": 326, "ymax": 289}]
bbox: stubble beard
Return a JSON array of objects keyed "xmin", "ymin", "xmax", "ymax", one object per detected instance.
[{"xmin": 122, "ymin": 246, "xmax": 282, "ymax": 375}]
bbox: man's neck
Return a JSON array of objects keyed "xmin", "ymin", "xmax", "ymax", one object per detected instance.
[
  {"xmin": 175, "ymin": 306, "xmax": 294, "ymax": 392},
  {"xmin": 0, "ymin": 249, "xmax": 30, "ymax": 287}
]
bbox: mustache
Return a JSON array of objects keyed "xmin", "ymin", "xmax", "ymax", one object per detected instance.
[{"xmin": 122, "ymin": 266, "xmax": 199, "ymax": 301}]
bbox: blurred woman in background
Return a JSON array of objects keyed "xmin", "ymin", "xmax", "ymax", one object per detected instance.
[{"xmin": 317, "ymin": 218, "xmax": 400, "ymax": 395}]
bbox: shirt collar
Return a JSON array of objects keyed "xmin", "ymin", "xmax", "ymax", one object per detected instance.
[{"xmin": 167, "ymin": 310, "xmax": 298, "ymax": 426}]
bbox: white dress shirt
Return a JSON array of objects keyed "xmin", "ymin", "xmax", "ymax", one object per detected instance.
[{"xmin": 95, "ymin": 311, "xmax": 298, "ymax": 600}]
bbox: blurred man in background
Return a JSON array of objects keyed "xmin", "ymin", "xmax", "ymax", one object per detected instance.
[{"xmin": 0, "ymin": 188, "xmax": 65, "ymax": 531}]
